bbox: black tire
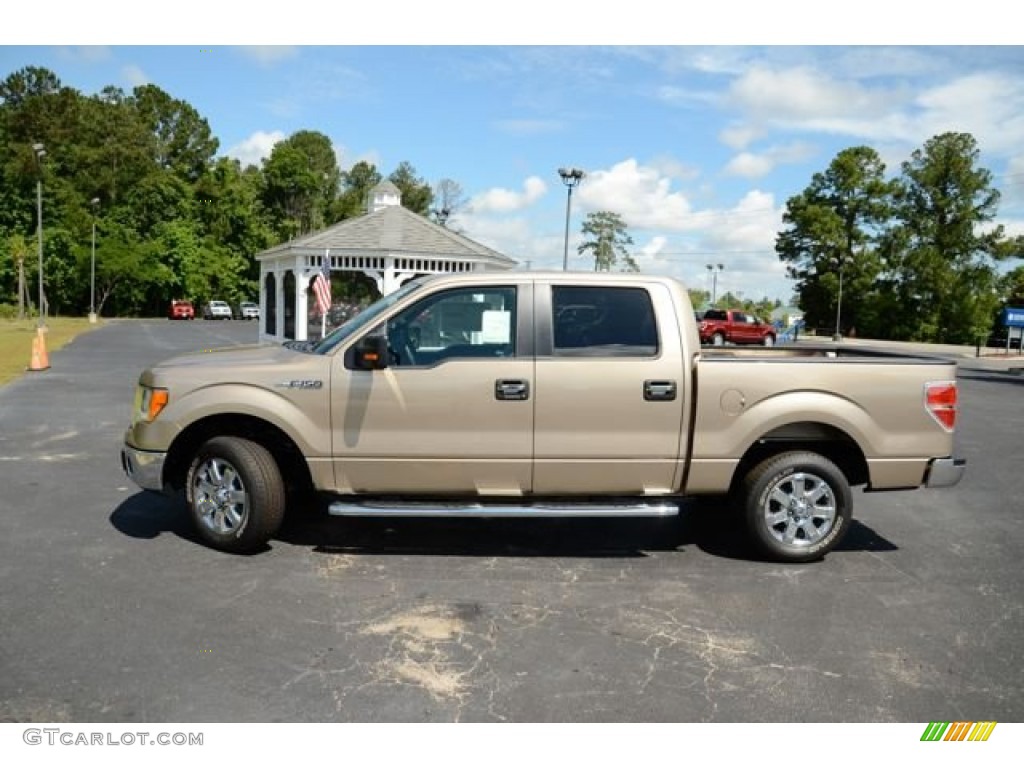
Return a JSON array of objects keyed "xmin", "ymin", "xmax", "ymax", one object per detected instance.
[
  {"xmin": 763, "ymin": 334, "xmax": 775, "ymax": 347},
  {"xmin": 712, "ymin": 332, "xmax": 725, "ymax": 346},
  {"xmin": 185, "ymin": 436, "xmax": 285, "ymax": 553},
  {"xmin": 736, "ymin": 451, "xmax": 852, "ymax": 562}
]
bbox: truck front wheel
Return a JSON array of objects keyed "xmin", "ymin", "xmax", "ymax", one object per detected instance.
[
  {"xmin": 737, "ymin": 451, "xmax": 852, "ymax": 562},
  {"xmin": 186, "ymin": 436, "xmax": 285, "ymax": 553}
]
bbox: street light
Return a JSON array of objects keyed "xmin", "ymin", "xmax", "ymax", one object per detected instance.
[
  {"xmin": 89, "ymin": 197, "xmax": 100, "ymax": 324},
  {"xmin": 432, "ymin": 207, "xmax": 450, "ymax": 227},
  {"xmin": 706, "ymin": 263, "xmax": 724, "ymax": 305},
  {"xmin": 558, "ymin": 167, "xmax": 585, "ymax": 270},
  {"xmin": 32, "ymin": 142, "xmax": 46, "ymax": 329}
]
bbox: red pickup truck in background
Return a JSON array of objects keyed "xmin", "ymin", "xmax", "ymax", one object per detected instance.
[{"xmin": 699, "ymin": 308, "xmax": 777, "ymax": 346}]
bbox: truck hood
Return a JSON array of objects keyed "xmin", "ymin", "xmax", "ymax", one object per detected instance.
[
  {"xmin": 153, "ymin": 343, "xmax": 306, "ymax": 370},
  {"xmin": 143, "ymin": 342, "xmax": 331, "ymax": 392}
]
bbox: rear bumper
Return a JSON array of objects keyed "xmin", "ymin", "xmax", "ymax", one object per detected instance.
[{"xmin": 925, "ymin": 457, "xmax": 967, "ymax": 488}]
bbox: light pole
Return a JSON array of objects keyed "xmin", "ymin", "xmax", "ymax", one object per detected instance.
[
  {"xmin": 33, "ymin": 143, "xmax": 46, "ymax": 329},
  {"xmin": 89, "ymin": 197, "xmax": 100, "ymax": 323},
  {"xmin": 558, "ymin": 167, "xmax": 584, "ymax": 271},
  {"xmin": 706, "ymin": 263, "xmax": 724, "ymax": 305},
  {"xmin": 833, "ymin": 257, "xmax": 845, "ymax": 341}
]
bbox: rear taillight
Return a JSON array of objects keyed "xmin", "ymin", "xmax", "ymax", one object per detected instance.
[{"xmin": 925, "ymin": 381, "xmax": 957, "ymax": 432}]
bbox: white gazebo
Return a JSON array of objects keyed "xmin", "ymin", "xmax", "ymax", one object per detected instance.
[{"xmin": 254, "ymin": 181, "xmax": 518, "ymax": 342}]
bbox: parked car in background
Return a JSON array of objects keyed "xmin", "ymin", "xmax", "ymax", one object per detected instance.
[
  {"xmin": 202, "ymin": 300, "xmax": 232, "ymax": 320},
  {"xmin": 236, "ymin": 301, "xmax": 260, "ymax": 320},
  {"xmin": 168, "ymin": 300, "xmax": 195, "ymax": 320},
  {"xmin": 699, "ymin": 308, "xmax": 777, "ymax": 346}
]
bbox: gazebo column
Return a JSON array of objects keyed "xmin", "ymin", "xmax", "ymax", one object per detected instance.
[
  {"xmin": 297, "ymin": 271, "xmax": 315, "ymax": 341},
  {"xmin": 275, "ymin": 267, "xmax": 287, "ymax": 340}
]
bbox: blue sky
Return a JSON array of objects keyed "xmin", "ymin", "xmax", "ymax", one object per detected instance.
[{"xmin": 4, "ymin": 6, "xmax": 1022, "ymax": 303}]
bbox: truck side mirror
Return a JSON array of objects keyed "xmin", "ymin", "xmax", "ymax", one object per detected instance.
[{"xmin": 354, "ymin": 335, "xmax": 389, "ymax": 370}]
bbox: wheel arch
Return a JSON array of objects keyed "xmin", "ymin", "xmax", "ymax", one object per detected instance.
[
  {"xmin": 730, "ymin": 420, "xmax": 869, "ymax": 494},
  {"xmin": 164, "ymin": 413, "xmax": 314, "ymax": 497}
]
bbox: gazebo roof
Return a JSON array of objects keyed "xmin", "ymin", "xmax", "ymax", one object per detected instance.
[{"xmin": 255, "ymin": 205, "xmax": 517, "ymax": 269}]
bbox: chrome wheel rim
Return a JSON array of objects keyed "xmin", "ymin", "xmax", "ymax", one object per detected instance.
[
  {"xmin": 192, "ymin": 457, "xmax": 248, "ymax": 535},
  {"xmin": 763, "ymin": 471, "xmax": 836, "ymax": 547}
]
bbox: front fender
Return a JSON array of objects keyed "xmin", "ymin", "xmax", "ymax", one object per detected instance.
[{"xmin": 127, "ymin": 382, "xmax": 331, "ymax": 459}]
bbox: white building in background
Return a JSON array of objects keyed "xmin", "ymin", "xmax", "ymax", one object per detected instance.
[{"xmin": 254, "ymin": 180, "xmax": 518, "ymax": 343}]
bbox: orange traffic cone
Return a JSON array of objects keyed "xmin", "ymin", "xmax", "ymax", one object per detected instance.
[{"xmin": 28, "ymin": 327, "xmax": 50, "ymax": 372}]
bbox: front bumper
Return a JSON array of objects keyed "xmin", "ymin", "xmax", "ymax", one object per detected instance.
[
  {"xmin": 924, "ymin": 457, "xmax": 967, "ymax": 488},
  {"xmin": 121, "ymin": 444, "xmax": 167, "ymax": 492}
]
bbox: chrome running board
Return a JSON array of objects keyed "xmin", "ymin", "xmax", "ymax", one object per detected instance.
[{"xmin": 327, "ymin": 499, "xmax": 681, "ymax": 518}]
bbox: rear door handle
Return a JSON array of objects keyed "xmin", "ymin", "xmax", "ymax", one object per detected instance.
[
  {"xmin": 644, "ymin": 380, "xmax": 677, "ymax": 401},
  {"xmin": 495, "ymin": 379, "xmax": 530, "ymax": 401}
]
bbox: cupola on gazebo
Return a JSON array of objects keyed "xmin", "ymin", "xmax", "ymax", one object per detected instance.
[{"xmin": 254, "ymin": 180, "xmax": 518, "ymax": 343}]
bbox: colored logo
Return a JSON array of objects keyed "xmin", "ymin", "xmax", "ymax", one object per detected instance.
[{"xmin": 921, "ymin": 722, "xmax": 997, "ymax": 741}]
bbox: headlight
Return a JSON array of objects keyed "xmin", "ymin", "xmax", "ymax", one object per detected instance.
[{"xmin": 133, "ymin": 385, "xmax": 169, "ymax": 424}]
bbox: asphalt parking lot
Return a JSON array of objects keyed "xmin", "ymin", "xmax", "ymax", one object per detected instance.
[{"xmin": 0, "ymin": 319, "xmax": 1022, "ymax": 723}]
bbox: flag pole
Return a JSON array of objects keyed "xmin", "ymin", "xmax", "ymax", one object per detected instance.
[{"xmin": 322, "ymin": 248, "xmax": 329, "ymax": 339}]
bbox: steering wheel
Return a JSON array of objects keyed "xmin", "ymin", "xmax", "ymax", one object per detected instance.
[{"xmin": 388, "ymin": 324, "xmax": 418, "ymax": 366}]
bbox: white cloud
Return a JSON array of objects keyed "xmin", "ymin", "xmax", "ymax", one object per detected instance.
[
  {"xmin": 649, "ymin": 154, "xmax": 701, "ymax": 183},
  {"xmin": 724, "ymin": 65, "xmax": 1024, "ymax": 164},
  {"xmin": 576, "ymin": 159, "xmax": 692, "ymax": 230},
  {"xmin": 235, "ymin": 46, "xmax": 299, "ymax": 66},
  {"xmin": 492, "ymin": 119, "xmax": 564, "ymax": 136},
  {"xmin": 121, "ymin": 64, "xmax": 149, "ymax": 87},
  {"xmin": 912, "ymin": 73, "xmax": 1024, "ymax": 156},
  {"xmin": 729, "ymin": 66, "xmax": 898, "ymax": 123},
  {"xmin": 57, "ymin": 46, "xmax": 112, "ymax": 63},
  {"xmin": 724, "ymin": 141, "xmax": 817, "ymax": 179},
  {"xmin": 720, "ymin": 123, "xmax": 763, "ymax": 150},
  {"xmin": 470, "ymin": 176, "xmax": 547, "ymax": 214},
  {"xmin": 225, "ymin": 130, "xmax": 286, "ymax": 167},
  {"xmin": 1001, "ymin": 155, "xmax": 1024, "ymax": 213},
  {"xmin": 724, "ymin": 152, "xmax": 774, "ymax": 179},
  {"xmin": 462, "ymin": 161, "xmax": 792, "ymax": 297},
  {"xmin": 700, "ymin": 190, "xmax": 783, "ymax": 254},
  {"xmin": 655, "ymin": 84, "xmax": 715, "ymax": 108}
]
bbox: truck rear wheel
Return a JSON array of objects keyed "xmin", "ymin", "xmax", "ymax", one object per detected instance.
[
  {"xmin": 737, "ymin": 451, "xmax": 852, "ymax": 562},
  {"xmin": 186, "ymin": 436, "xmax": 285, "ymax": 553}
]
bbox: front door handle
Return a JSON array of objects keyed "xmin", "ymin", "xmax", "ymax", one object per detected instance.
[
  {"xmin": 644, "ymin": 380, "xmax": 677, "ymax": 401},
  {"xmin": 495, "ymin": 379, "xmax": 530, "ymax": 401}
]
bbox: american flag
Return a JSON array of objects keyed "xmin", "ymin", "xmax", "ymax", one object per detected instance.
[{"xmin": 312, "ymin": 255, "xmax": 332, "ymax": 316}]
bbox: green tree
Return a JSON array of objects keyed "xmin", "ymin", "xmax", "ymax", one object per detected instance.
[
  {"xmin": 3, "ymin": 232, "xmax": 31, "ymax": 315},
  {"xmin": 90, "ymin": 221, "xmax": 162, "ymax": 316},
  {"xmin": 577, "ymin": 211, "xmax": 634, "ymax": 272},
  {"xmin": 75, "ymin": 88, "xmax": 157, "ymax": 205},
  {"xmin": 887, "ymin": 132, "xmax": 1006, "ymax": 343},
  {"xmin": 688, "ymin": 288, "xmax": 709, "ymax": 311},
  {"xmin": 194, "ymin": 157, "xmax": 273, "ymax": 280},
  {"xmin": 332, "ymin": 160, "xmax": 381, "ymax": 220},
  {"xmin": 133, "ymin": 84, "xmax": 218, "ymax": 183},
  {"xmin": 1001, "ymin": 265, "xmax": 1024, "ymax": 306},
  {"xmin": 389, "ymin": 161, "xmax": 432, "ymax": 216},
  {"xmin": 262, "ymin": 131, "xmax": 339, "ymax": 239},
  {"xmin": 776, "ymin": 146, "xmax": 895, "ymax": 337}
]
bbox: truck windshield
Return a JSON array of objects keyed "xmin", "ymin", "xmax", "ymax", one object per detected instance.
[{"xmin": 310, "ymin": 278, "xmax": 429, "ymax": 355}]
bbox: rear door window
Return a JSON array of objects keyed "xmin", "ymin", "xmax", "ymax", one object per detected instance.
[{"xmin": 551, "ymin": 286, "xmax": 658, "ymax": 357}]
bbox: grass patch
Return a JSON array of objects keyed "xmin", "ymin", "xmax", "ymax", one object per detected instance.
[{"xmin": 0, "ymin": 317, "xmax": 100, "ymax": 387}]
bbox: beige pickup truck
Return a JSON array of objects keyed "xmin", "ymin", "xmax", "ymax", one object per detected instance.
[{"xmin": 122, "ymin": 272, "xmax": 965, "ymax": 562}]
